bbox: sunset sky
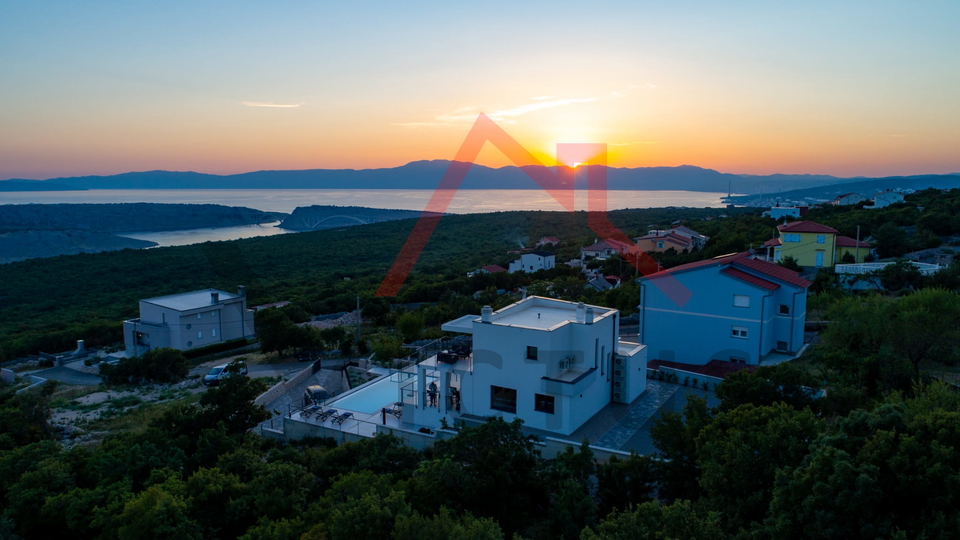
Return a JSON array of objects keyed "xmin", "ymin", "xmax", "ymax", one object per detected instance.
[{"xmin": 2, "ymin": 1, "xmax": 959, "ymax": 180}]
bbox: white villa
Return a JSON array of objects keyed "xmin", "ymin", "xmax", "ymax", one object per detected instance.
[
  {"xmin": 866, "ymin": 190, "xmax": 905, "ymax": 209},
  {"xmin": 275, "ymin": 296, "xmax": 647, "ymax": 443},
  {"xmin": 508, "ymin": 251, "xmax": 556, "ymax": 273},
  {"xmin": 123, "ymin": 286, "xmax": 255, "ymax": 356}
]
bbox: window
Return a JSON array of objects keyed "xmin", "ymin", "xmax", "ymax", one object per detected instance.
[
  {"xmin": 774, "ymin": 248, "xmax": 782, "ymax": 261},
  {"xmin": 730, "ymin": 356, "xmax": 747, "ymax": 364},
  {"xmin": 186, "ymin": 323, "xmax": 192, "ymax": 330},
  {"xmin": 815, "ymin": 251, "xmax": 824, "ymax": 267},
  {"xmin": 490, "ymin": 386, "xmax": 517, "ymax": 414},
  {"xmin": 731, "ymin": 326, "xmax": 748, "ymax": 339},
  {"xmin": 733, "ymin": 295, "xmax": 750, "ymax": 308},
  {"xmin": 656, "ymin": 241, "xmax": 664, "ymax": 249},
  {"xmin": 784, "ymin": 233, "xmax": 801, "ymax": 243},
  {"xmin": 535, "ymin": 394, "xmax": 555, "ymax": 414},
  {"xmin": 816, "ymin": 234, "xmax": 826, "ymax": 244},
  {"xmin": 212, "ymin": 328, "xmax": 217, "ymax": 337},
  {"xmin": 198, "ymin": 331, "xmax": 203, "ymax": 339},
  {"xmin": 197, "ymin": 313, "xmax": 202, "ymax": 320},
  {"xmin": 778, "ymin": 304, "xmax": 790, "ymax": 315},
  {"xmin": 777, "ymin": 341, "xmax": 789, "ymax": 351},
  {"xmin": 526, "ymin": 346, "xmax": 538, "ymax": 360},
  {"xmin": 187, "ymin": 341, "xmax": 193, "ymax": 347}
]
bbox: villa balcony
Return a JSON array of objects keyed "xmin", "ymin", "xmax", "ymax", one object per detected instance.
[{"xmin": 541, "ymin": 366, "xmax": 598, "ymax": 396}]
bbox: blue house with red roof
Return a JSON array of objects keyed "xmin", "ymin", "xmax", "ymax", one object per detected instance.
[{"xmin": 636, "ymin": 252, "xmax": 811, "ymax": 366}]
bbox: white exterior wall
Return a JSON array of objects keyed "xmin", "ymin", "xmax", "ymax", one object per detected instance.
[
  {"xmin": 508, "ymin": 253, "xmax": 556, "ymax": 273},
  {"xmin": 463, "ymin": 307, "xmax": 615, "ymax": 435},
  {"xmin": 124, "ymin": 293, "xmax": 254, "ymax": 355}
]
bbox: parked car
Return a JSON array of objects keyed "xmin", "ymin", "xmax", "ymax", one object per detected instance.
[{"xmin": 203, "ymin": 361, "xmax": 248, "ymax": 387}]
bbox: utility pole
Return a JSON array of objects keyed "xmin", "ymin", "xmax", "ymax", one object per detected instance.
[
  {"xmin": 856, "ymin": 225, "xmax": 861, "ymax": 263},
  {"xmin": 356, "ymin": 296, "xmax": 362, "ymax": 344}
]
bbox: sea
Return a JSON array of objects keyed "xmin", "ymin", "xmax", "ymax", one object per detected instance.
[{"xmin": 0, "ymin": 189, "xmax": 732, "ymax": 247}]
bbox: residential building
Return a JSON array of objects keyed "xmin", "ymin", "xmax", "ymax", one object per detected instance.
[
  {"xmin": 123, "ymin": 286, "xmax": 255, "ymax": 356},
  {"xmin": 634, "ymin": 231, "xmax": 695, "ymax": 253},
  {"xmin": 867, "ymin": 190, "xmax": 905, "ymax": 209},
  {"xmin": 834, "ymin": 236, "xmax": 871, "ymax": 263},
  {"xmin": 637, "ymin": 253, "xmax": 810, "ymax": 366},
  {"xmin": 767, "ymin": 232, "xmax": 870, "ymax": 265},
  {"xmin": 413, "ymin": 297, "xmax": 647, "ymax": 435},
  {"xmin": 580, "ymin": 238, "xmax": 632, "ymax": 260},
  {"xmin": 536, "ymin": 236, "xmax": 561, "ymax": 247},
  {"xmin": 508, "ymin": 251, "xmax": 555, "ymax": 273},
  {"xmin": 833, "ymin": 193, "xmax": 868, "ymax": 206},
  {"xmin": 467, "ymin": 264, "xmax": 507, "ymax": 277},
  {"xmin": 767, "ymin": 220, "xmax": 838, "ymax": 269},
  {"xmin": 643, "ymin": 226, "xmax": 709, "ymax": 249},
  {"xmin": 766, "ymin": 205, "xmax": 808, "ymax": 220}
]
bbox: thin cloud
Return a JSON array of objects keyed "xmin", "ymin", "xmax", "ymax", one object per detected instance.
[
  {"xmin": 532, "ymin": 95, "xmax": 554, "ymax": 100},
  {"xmin": 609, "ymin": 141, "xmax": 659, "ymax": 146},
  {"xmin": 394, "ymin": 97, "xmax": 596, "ymax": 127},
  {"xmin": 241, "ymin": 101, "xmax": 303, "ymax": 108}
]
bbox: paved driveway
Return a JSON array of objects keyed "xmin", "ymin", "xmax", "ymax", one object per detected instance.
[{"xmin": 33, "ymin": 366, "xmax": 103, "ymax": 386}]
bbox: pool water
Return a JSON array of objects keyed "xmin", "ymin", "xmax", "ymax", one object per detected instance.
[{"xmin": 328, "ymin": 371, "xmax": 416, "ymax": 414}]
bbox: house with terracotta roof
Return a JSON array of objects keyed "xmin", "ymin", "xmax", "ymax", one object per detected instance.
[
  {"xmin": 765, "ymin": 230, "xmax": 871, "ymax": 265},
  {"xmin": 833, "ymin": 193, "xmax": 868, "ymax": 206},
  {"xmin": 634, "ymin": 231, "xmax": 695, "ymax": 253},
  {"xmin": 834, "ymin": 235, "xmax": 871, "ymax": 263},
  {"xmin": 637, "ymin": 253, "xmax": 811, "ymax": 366},
  {"xmin": 580, "ymin": 238, "xmax": 633, "ymax": 260},
  {"xmin": 766, "ymin": 220, "xmax": 839, "ymax": 269},
  {"xmin": 467, "ymin": 264, "xmax": 507, "ymax": 277},
  {"xmin": 536, "ymin": 236, "xmax": 561, "ymax": 247}
]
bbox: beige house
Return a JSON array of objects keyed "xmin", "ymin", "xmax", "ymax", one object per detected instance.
[{"xmin": 124, "ymin": 286, "xmax": 255, "ymax": 356}]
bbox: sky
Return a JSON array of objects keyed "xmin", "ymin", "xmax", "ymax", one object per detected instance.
[{"xmin": 1, "ymin": 1, "xmax": 959, "ymax": 180}]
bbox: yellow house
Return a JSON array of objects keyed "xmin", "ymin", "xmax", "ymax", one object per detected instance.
[
  {"xmin": 834, "ymin": 235, "xmax": 871, "ymax": 263},
  {"xmin": 767, "ymin": 220, "xmax": 839, "ymax": 268}
]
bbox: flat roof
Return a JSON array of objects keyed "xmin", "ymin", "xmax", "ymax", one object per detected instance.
[
  {"xmin": 441, "ymin": 314, "xmax": 480, "ymax": 334},
  {"xmin": 142, "ymin": 289, "xmax": 242, "ymax": 311},
  {"xmin": 487, "ymin": 296, "xmax": 616, "ymax": 331}
]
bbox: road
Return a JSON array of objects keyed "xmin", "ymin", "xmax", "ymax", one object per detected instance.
[{"xmin": 32, "ymin": 365, "xmax": 103, "ymax": 386}]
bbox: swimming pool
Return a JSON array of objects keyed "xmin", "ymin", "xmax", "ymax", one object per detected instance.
[{"xmin": 328, "ymin": 371, "xmax": 417, "ymax": 414}]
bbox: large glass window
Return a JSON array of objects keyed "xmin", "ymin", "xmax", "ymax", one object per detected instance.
[
  {"xmin": 490, "ymin": 385, "xmax": 517, "ymax": 414},
  {"xmin": 526, "ymin": 346, "xmax": 538, "ymax": 360},
  {"xmin": 535, "ymin": 394, "xmax": 555, "ymax": 414}
]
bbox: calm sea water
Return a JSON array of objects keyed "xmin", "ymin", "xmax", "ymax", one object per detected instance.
[{"xmin": 1, "ymin": 189, "xmax": 732, "ymax": 247}]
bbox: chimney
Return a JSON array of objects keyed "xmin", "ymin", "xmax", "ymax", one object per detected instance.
[
  {"xmin": 237, "ymin": 285, "xmax": 246, "ymax": 297},
  {"xmin": 576, "ymin": 302, "xmax": 586, "ymax": 323},
  {"xmin": 211, "ymin": 292, "xmax": 220, "ymax": 303},
  {"xmin": 585, "ymin": 307, "xmax": 595, "ymax": 325},
  {"xmin": 481, "ymin": 305, "xmax": 493, "ymax": 324}
]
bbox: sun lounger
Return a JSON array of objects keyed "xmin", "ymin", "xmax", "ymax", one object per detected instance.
[
  {"xmin": 301, "ymin": 405, "xmax": 320, "ymax": 418},
  {"xmin": 317, "ymin": 408, "xmax": 336, "ymax": 422},
  {"xmin": 331, "ymin": 412, "xmax": 353, "ymax": 425},
  {"xmin": 384, "ymin": 403, "xmax": 403, "ymax": 418}
]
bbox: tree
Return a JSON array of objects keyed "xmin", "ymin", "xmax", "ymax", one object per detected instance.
[
  {"xmin": 778, "ymin": 255, "xmax": 802, "ymax": 272},
  {"xmin": 874, "ymin": 222, "xmax": 910, "ymax": 258},
  {"xmin": 581, "ymin": 500, "xmax": 723, "ymax": 540},
  {"xmin": 878, "ymin": 259, "xmax": 923, "ymax": 291},
  {"xmin": 595, "ymin": 452, "xmax": 655, "ymax": 517},
  {"xmin": 115, "ymin": 481, "xmax": 202, "ymax": 540},
  {"xmin": 101, "ymin": 348, "xmax": 189, "ymax": 385},
  {"xmin": 696, "ymin": 403, "xmax": 822, "ymax": 532},
  {"xmin": 396, "ymin": 312, "xmax": 424, "ymax": 343},
  {"xmin": 649, "ymin": 395, "xmax": 713, "ymax": 502},
  {"xmin": 714, "ymin": 362, "xmax": 821, "ymax": 413},
  {"xmin": 0, "ymin": 382, "xmax": 57, "ymax": 450},
  {"xmin": 392, "ymin": 508, "xmax": 502, "ymax": 540}
]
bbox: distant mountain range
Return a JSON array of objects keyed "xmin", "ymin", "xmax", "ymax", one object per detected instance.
[{"xmin": 3, "ymin": 160, "xmax": 960, "ymax": 196}]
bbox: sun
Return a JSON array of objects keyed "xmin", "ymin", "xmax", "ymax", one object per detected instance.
[{"xmin": 571, "ymin": 162, "xmax": 581, "ymax": 168}]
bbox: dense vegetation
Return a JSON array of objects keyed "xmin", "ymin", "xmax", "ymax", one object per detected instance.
[
  {"xmin": 5, "ymin": 288, "xmax": 960, "ymax": 538},
  {"xmin": 0, "ymin": 206, "xmax": 755, "ymax": 360},
  {"xmin": 6, "ymin": 192, "xmax": 960, "ymax": 537}
]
